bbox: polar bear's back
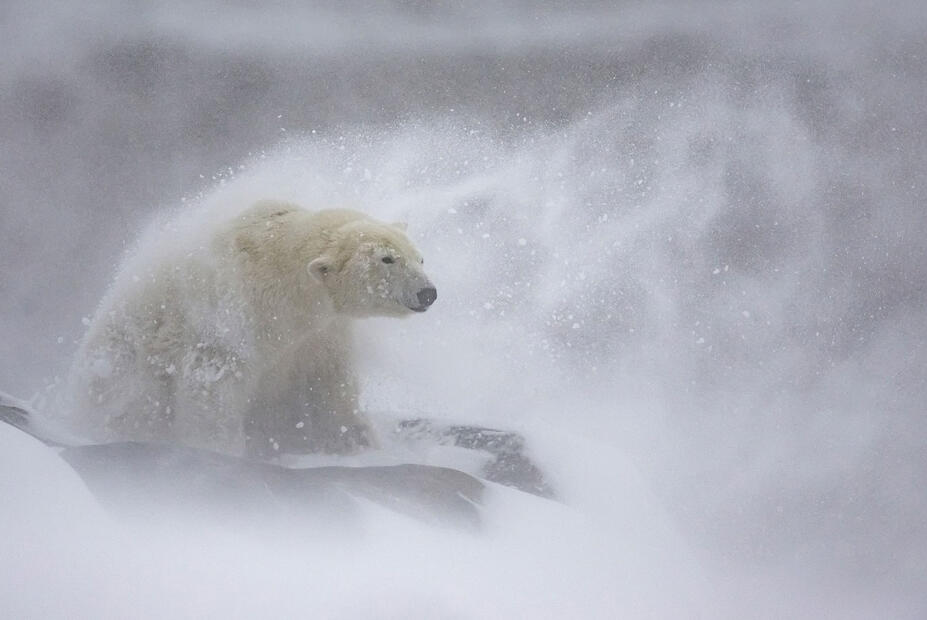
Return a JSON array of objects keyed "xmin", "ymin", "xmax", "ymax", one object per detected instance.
[
  {"xmin": 62, "ymin": 203, "xmax": 255, "ymax": 440},
  {"xmin": 82, "ymin": 198, "xmax": 360, "ymax": 365}
]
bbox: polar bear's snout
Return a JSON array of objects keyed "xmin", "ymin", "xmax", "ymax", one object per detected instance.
[{"xmin": 412, "ymin": 286, "xmax": 437, "ymax": 312}]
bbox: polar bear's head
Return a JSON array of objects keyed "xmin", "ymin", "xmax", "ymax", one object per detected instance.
[{"xmin": 308, "ymin": 219, "xmax": 436, "ymax": 317}]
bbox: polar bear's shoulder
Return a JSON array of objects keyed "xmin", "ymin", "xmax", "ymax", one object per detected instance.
[
  {"xmin": 231, "ymin": 201, "xmax": 370, "ymax": 233},
  {"xmin": 232, "ymin": 199, "xmax": 305, "ymax": 227},
  {"xmin": 218, "ymin": 201, "xmax": 372, "ymax": 263}
]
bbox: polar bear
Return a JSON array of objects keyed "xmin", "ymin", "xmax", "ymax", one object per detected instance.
[{"xmin": 63, "ymin": 200, "xmax": 436, "ymax": 457}]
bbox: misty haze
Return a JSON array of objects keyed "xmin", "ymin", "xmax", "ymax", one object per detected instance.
[{"xmin": 2, "ymin": 1, "xmax": 926, "ymax": 618}]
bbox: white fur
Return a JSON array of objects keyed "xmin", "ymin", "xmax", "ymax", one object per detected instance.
[{"xmin": 63, "ymin": 200, "xmax": 434, "ymax": 457}]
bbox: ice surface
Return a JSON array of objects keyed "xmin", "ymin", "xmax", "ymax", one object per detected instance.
[{"xmin": 0, "ymin": 420, "xmax": 713, "ymax": 618}]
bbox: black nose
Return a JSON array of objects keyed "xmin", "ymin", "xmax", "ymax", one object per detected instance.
[{"xmin": 417, "ymin": 286, "xmax": 437, "ymax": 308}]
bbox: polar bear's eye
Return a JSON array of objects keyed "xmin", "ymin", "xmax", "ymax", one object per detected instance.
[{"xmin": 381, "ymin": 256, "xmax": 394, "ymax": 264}]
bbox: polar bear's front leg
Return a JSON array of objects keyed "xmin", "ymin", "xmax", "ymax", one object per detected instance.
[
  {"xmin": 301, "ymin": 339, "xmax": 377, "ymax": 455},
  {"xmin": 243, "ymin": 334, "xmax": 376, "ymax": 458},
  {"xmin": 173, "ymin": 345, "xmax": 249, "ymax": 456},
  {"xmin": 314, "ymin": 372, "xmax": 376, "ymax": 454}
]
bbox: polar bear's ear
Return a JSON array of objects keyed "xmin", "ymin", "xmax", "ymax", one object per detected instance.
[
  {"xmin": 308, "ymin": 257, "xmax": 332, "ymax": 282},
  {"xmin": 392, "ymin": 221, "xmax": 408, "ymax": 232}
]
